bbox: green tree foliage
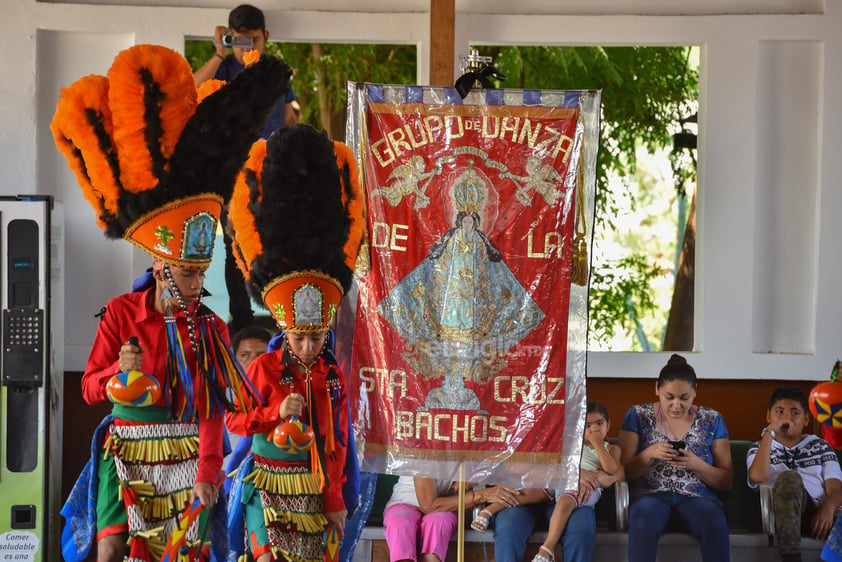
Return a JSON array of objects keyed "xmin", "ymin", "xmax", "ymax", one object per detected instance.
[{"xmin": 483, "ymin": 46, "xmax": 698, "ymax": 349}]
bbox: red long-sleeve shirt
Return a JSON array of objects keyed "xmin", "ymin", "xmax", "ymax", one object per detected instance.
[
  {"xmin": 226, "ymin": 350, "xmax": 349, "ymax": 512},
  {"xmin": 82, "ymin": 288, "xmax": 226, "ymax": 484}
]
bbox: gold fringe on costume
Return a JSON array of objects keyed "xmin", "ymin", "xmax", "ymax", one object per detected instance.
[
  {"xmin": 245, "ymin": 458, "xmax": 328, "ymax": 561},
  {"xmin": 106, "ymin": 421, "xmax": 202, "ymax": 561},
  {"xmin": 243, "ymin": 460, "xmax": 321, "ymax": 496},
  {"xmin": 104, "ymin": 429, "xmax": 200, "ymax": 463}
]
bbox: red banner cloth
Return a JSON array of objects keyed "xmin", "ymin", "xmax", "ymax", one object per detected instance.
[{"xmin": 352, "ymin": 101, "xmax": 582, "ymax": 470}]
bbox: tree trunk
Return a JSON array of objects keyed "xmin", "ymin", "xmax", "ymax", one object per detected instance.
[
  {"xmin": 313, "ymin": 43, "xmax": 332, "ymax": 137},
  {"xmin": 663, "ymin": 190, "xmax": 696, "ymax": 351}
]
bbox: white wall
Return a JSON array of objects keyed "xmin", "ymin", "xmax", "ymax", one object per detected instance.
[{"xmin": 6, "ymin": 0, "xmax": 842, "ymax": 379}]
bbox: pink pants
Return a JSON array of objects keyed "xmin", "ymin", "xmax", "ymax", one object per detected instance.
[{"xmin": 383, "ymin": 503, "xmax": 458, "ymax": 562}]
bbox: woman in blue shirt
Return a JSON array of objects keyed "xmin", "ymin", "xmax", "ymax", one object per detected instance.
[{"xmin": 618, "ymin": 353, "xmax": 734, "ymax": 562}]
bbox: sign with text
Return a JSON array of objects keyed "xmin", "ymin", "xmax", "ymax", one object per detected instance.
[{"xmin": 347, "ymin": 85, "xmax": 601, "ymax": 487}]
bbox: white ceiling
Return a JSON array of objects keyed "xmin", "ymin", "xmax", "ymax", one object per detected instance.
[{"xmin": 37, "ymin": 0, "xmax": 823, "ymax": 15}]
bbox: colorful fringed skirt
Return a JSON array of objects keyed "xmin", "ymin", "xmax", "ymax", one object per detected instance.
[
  {"xmin": 98, "ymin": 406, "xmax": 207, "ymax": 562},
  {"xmin": 238, "ymin": 453, "xmax": 328, "ymax": 562}
]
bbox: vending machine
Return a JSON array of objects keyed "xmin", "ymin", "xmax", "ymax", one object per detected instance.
[{"xmin": 0, "ymin": 196, "xmax": 63, "ymax": 562}]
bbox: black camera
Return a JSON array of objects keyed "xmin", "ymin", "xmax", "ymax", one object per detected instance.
[{"xmin": 221, "ymin": 32, "xmax": 254, "ymax": 49}]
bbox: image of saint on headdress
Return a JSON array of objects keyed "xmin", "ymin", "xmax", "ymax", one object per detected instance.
[
  {"xmin": 376, "ymin": 161, "xmax": 545, "ymax": 411},
  {"xmin": 182, "ymin": 212, "xmax": 216, "ymax": 261}
]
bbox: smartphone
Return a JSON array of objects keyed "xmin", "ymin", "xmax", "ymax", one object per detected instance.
[{"xmin": 668, "ymin": 440, "xmax": 686, "ymax": 450}]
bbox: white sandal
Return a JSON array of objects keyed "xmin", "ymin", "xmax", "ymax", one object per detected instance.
[
  {"xmin": 470, "ymin": 509, "xmax": 492, "ymax": 532},
  {"xmin": 531, "ymin": 545, "xmax": 555, "ymax": 562}
]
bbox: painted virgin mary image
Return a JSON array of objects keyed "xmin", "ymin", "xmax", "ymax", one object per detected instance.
[{"xmin": 377, "ymin": 161, "xmax": 545, "ymax": 411}]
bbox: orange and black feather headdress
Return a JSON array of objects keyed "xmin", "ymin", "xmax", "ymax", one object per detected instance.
[
  {"xmin": 51, "ymin": 44, "xmax": 292, "ymax": 268},
  {"xmin": 227, "ymin": 124, "xmax": 365, "ymax": 332}
]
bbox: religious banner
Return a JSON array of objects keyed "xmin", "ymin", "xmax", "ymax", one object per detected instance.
[{"xmin": 345, "ymin": 84, "xmax": 601, "ymax": 488}]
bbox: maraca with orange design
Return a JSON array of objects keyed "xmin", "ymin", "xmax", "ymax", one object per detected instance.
[
  {"xmin": 106, "ymin": 336, "xmax": 161, "ymax": 407},
  {"xmin": 272, "ymin": 392, "xmax": 316, "ymax": 454}
]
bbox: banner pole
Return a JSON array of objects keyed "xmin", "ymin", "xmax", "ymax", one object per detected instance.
[{"xmin": 457, "ymin": 467, "xmax": 465, "ymax": 562}]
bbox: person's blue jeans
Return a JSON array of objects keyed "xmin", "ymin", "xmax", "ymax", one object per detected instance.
[
  {"xmin": 493, "ymin": 502, "xmax": 596, "ymax": 562},
  {"xmin": 627, "ymin": 492, "xmax": 730, "ymax": 562}
]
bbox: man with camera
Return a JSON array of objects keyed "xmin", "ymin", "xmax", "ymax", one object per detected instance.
[
  {"xmin": 194, "ymin": 4, "xmax": 298, "ymax": 137},
  {"xmin": 194, "ymin": 4, "xmax": 299, "ymax": 334}
]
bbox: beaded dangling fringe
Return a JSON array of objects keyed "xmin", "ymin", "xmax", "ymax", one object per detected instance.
[
  {"xmin": 165, "ymin": 316, "xmax": 195, "ymax": 421},
  {"xmin": 198, "ymin": 317, "xmax": 264, "ymax": 415},
  {"xmin": 306, "ymin": 378, "xmax": 327, "ymax": 493},
  {"xmin": 326, "ymin": 367, "xmax": 342, "ymax": 453}
]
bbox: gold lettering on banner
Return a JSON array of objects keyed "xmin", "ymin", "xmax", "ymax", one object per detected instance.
[
  {"xmin": 424, "ymin": 116, "xmax": 444, "ymax": 141},
  {"xmin": 518, "ymin": 119, "xmax": 542, "ymax": 147},
  {"xmin": 371, "ymin": 222, "xmax": 409, "ymax": 252},
  {"xmin": 371, "ymin": 115, "xmax": 575, "ymax": 169},
  {"xmin": 371, "ymin": 138, "xmax": 395, "ymax": 167},
  {"xmin": 452, "ymin": 413, "xmax": 470, "ymax": 442},
  {"xmin": 501, "ymin": 117, "xmax": 520, "ymax": 142},
  {"xmin": 547, "ymin": 378, "xmax": 565, "ymax": 404},
  {"xmin": 391, "ymin": 224, "xmax": 409, "ymax": 251},
  {"xmin": 434, "ymin": 413, "xmax": 450, "ymax": 441},
  {"xmin": 371, "ymin": 222, "xmax": 391, "ymax": 249},
  {"xmin": 394, "ymin": 410, "xmax": 508, "ymax": 443},
  {"xmin": 358, "ymin": 366, "xmax": 408, "ymax": 398},
  {"xmin": 405, "ymin": 122, "xmax": 429, "ymax": 149},
  {"xmin": 416, "ymin": 411, "xmax": 433, "ymax": 440},
  {"xmin": 398, "ymin": 410, "xmax": 414, "ymax": 438},
  {"xmin": 386, "ymin": 127, "xmax": 412, "ymax": 159},
  {"xmin": 446, "ymin": 115, "xmax": 465, "ymax": 140},
  {"xmin": 527, "ymin": 230, "xmax": 563, "ymax": 258},
  {"xmin": 494, "ymin": 376, "xmax": 565, "ymax": 405}
]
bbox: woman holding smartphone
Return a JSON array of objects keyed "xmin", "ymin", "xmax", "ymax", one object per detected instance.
[{"xmin": 618, "ymin": 353, "xmax": 734, "ymax": 562}]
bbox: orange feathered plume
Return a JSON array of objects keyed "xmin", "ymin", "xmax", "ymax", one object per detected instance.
[
  {"xmin": 196, "ymin": 79, "xmax": 226, "ymax": 103},
  {"xmin": 243, "ymin": 50, "xmax": 260, "ymax": 66},
  {"xmin": 50, "ymin": 75, "xmax": 121, "ymax": 230},
  {"xmin": 228, "ymin": 139, "xmax": 268, "ymax": 277},
  {"xmin": 334, "ymin": 141, "xmax": 365, "ymax": 270},
  {"xmin": 107, "ymin": 45, "xmax": 197, "ymax": 193}
]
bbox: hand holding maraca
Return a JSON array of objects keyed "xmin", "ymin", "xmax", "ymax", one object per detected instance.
[
  {"xmin": 107, "ymin": 336, "xmax": 161, "ymax": 407},
  {"xmin": 273, "ymin": 392, "xmax": 315, "ymax": 454},
  {"xmin": 279, "ymin": 392, "xmax": 305, "ymax": 419}
]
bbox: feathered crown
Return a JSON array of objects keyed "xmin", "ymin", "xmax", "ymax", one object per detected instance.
[
  {"xmin": 51, "ymin": 44, "xmax": 292, "ymax": 268},
  {"xmin": 227, "ymin": 124, "xmax": 365, "ymax": 333}
]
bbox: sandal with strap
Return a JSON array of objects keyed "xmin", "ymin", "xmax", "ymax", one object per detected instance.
[
  {"xmin": 470, "ymin": 509, "xmax": 493, "ymax": 532},
  {"xmin": 531, "ymin": 545, "xmax": 555, "ymax": 562}
]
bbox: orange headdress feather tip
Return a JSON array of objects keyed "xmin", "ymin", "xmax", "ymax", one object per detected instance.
[
  {"xmin": 333, "ymin": 141, "xmax": 365, "ymax": 269},
  {"xmin": 243, "ymin": 50, "xmax": 260, "ymax": 67},
  {"xmin": 197, "ymin": 79, "xmax": 226, "ymax": 103},
  {"xmin": 107, "ymin": 44, "xmax": 197, "ymax": 193},
  {"xmin": 227, "ymin": 138, "xmax": 268, "ymax": 280},
  {"xmin": 51, "ymin": 74, "xmax": 122, "ymax": 228}
]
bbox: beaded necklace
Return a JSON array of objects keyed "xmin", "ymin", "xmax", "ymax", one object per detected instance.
[{"xmin": 162, "ymin": 263, "xmax": 201, "ymax": 355}]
